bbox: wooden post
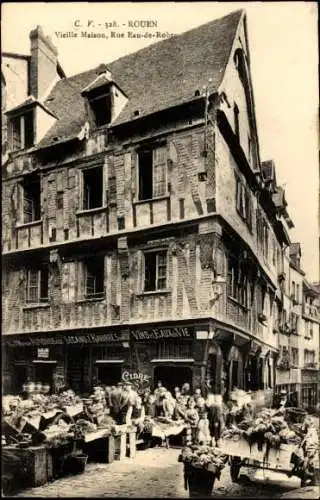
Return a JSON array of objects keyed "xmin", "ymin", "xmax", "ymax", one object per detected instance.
[
  {"xmin": 107, "ymin": 435, "xmax": 115, "ymax": 463},
  {"xmin": 128, "ymin": 430, "xmax": 136, "ymax": 459}
]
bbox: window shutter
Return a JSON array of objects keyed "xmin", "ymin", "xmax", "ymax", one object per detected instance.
[
  {"xmin": 108, "ymin": 176, "xmax": 117, "ymax": 206},
  {"xmin": 15, "ymin": 182, "xmax": 24, "ymax": 224},
  {"xmin": 131, "ymin": 151, "xmax": 137, "ymax": 200},
  {"xmin": 77, "ymin": 261, "xmax": 85, "ymax": 300},
  {"xmin": 136, "ymin": 250, "xmax": 144, "ymax": 294},
  {"xmin": 152, "ymin": 146, "xmax": 167, "ymax": 197}
]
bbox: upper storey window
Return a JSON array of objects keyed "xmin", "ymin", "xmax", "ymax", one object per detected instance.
[
  {"xmin": 88, "ymin": 92, "xmax": 112, "ymax": 127},
  {"xmin": 9, "ymin": 110, "xmax": 34, "ymax": 151},
  {"xmin": 81, "ymin": 70, "xmax": 128, "ymax": 129},
  {"xmin": 82, "ymin": 166, "xmax": 103, "ymax": 210},
  {"xmin": 137, "ymin": 145, "xmax": 167, "ymax": 201},
  {"xmin": 23, "ymin": 173, "xmax": 41, "ymax": 223}
]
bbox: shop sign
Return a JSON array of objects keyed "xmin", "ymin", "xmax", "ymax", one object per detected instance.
[
  {"xmin": 37, "ymin": 348, "xmax": 49, "ymax": 359},
  {"xmin": 65, "ymin": 332, "xmax": 130, "ymax": 344},
  {"xmin": 5, "ymin": 331, "xmax": 130, "ymax": 347},
  {"xmin": 131, "ymin": 327, "xmax": 192, "ymax": 341},
  {"xmin": 301, "ymin": 371, "xmax": 319, "ymax": 383},
  {"xmin": 121, "ymin": 370, "xmax": 151, "ymax": 393},
  {"xmin": 122, "ymin": 371, "xmax": 151, "ymax": 384}
]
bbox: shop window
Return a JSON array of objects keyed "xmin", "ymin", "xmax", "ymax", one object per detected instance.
[
  {"xmin": 82, "ymin": 166, "xmax": 103, "ymax": 210},
  {"xmin": 138, "ymin": 146, "xmax": 167, "ymax": 200},
  {"xmin": 9, "ymin": 110, "xmax": 34, "ymax": 151},
  {"xmin": 89, "ymin": 92, "xmax": 112, "ymax": 127},
  {"xmin": 144, "ymin": 250, "xmax": 167, "ymax": 291},
  {"xmin": 84, "ymin": 256, "xmax": 104, "ymax": 299},
  {"xmin": 157, "ymin": 340, "xmax": 192, "ymax": 359},
  {"xmin": 23, "ymin": 173, "xmax": 41, "ymax": 223},
  {"xmin": 26, "ymin": 265, "xmax": 49, "ymax": 304}
]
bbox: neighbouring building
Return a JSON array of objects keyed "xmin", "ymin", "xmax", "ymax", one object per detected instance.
[
  {"xmin": 274, "ymin": 241, "xmax": 320, "ymax": 410},
  {"xmin": 301, "ymin": 279, "xmax": 320, "ymax": 409},
  {"xmin": 1, "ymin": 11, "xmax": 311, "ymax": 402}
]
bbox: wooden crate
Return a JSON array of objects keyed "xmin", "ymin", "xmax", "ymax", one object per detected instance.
[{"xmin": 4, "ymin": 445, "xmax": 50, "ymax": 488}]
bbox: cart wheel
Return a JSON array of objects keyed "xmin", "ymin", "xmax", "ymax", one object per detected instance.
[{"xmin": 230, "ymin": 457, "xmax": 241, "ymax": 482}]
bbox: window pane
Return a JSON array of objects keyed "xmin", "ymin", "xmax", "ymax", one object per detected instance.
[
  {"xmin": 85, "ymin": 256, "xmax": 104, "ymax": 298},
  {"xmin": 83, "ymin": 167, "xmax": 103, "ymax": 209},
  {"xmin": 26, "ymin": 270, "xmax": 39, "ymax": 303},
  {"xmin": 153, "ymin": 163, "xmax": 166, "ymax": 197},
  {"xmin": 144, "ymin": 253, "xmax": 156, "ymax": 291},
  {"xmin": 138, "ymin": 150, "xmax": 153, "ymax": 200},
  {"xmin": 40, "ymin": 266, "xmax": 48, "ymax": 301}
]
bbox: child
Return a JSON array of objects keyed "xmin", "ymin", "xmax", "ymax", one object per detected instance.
[
  {"xmin": 196, "ymin": 410, "xmax": 211, "ymax": 445},
  {"xmin": 184, "ymin": 398, "xmax": 199, "ymax": 443}
]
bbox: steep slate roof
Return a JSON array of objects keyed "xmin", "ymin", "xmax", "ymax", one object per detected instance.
[{"xmin": 38, "ymin": 9, "xmax": 243, "ymax": 148}]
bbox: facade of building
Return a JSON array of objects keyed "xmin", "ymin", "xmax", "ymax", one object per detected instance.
[
  {"xmin": 274, "ymin": 242, "xmax": 320, "ymax": 410},
  {"xmin": 1, "ymin": 11, "xmax": 316, "ymax": 404}
]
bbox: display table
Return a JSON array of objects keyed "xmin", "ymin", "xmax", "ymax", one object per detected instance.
[{"xmin": 152, "ymin": 420, "xmax": 186, "ymax": 447}]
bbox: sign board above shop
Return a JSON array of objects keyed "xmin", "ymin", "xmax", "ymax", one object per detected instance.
[
  {"xmin": 130, "ymin": 326, "xmax": 193, "ymax": 341},
  {"xmin": 5, "ymin": 331, "xmax": 130, "ymax": 347},
  {"xmin": 37, "ymin": 348, "xmax": 49, "ymax": 359},
  {"xmin": 5, "ymin": 327, "xmax": 193, "ymax": 347}
]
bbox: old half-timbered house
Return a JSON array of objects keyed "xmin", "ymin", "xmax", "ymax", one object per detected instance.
[{"xmin": 2, "ymin": 11, "xmax": 292, "ymax": 399}]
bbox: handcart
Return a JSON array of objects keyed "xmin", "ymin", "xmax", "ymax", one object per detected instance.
[{"xmin": 220, "ymin": 435, "xmax": 314, "ymax": 488}]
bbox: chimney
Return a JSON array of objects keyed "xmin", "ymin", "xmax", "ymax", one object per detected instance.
[{"xmin": 29, "ymin": 26, "xmax": 58, "ymax": 99}]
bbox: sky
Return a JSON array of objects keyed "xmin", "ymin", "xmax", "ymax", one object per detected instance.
[{"xmin": 2, "ymin": 2, "xmax": 319, "ymax": 280}]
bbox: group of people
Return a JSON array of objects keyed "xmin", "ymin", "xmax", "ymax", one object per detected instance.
[{"xmin": 100, "ymin": 381, "xmax": 232, "ymax": 446}]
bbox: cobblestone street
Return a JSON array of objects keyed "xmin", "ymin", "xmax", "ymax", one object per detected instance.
[{"xmin": 14, "ymin": 447, "xmax": 305, "ymax": 498}]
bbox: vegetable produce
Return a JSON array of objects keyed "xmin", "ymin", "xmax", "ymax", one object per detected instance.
[{"xmin": 178, "ymin": 445, "xmax": 229, "ymax": 476}]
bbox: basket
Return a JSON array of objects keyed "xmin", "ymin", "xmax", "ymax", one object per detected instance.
[{"xmin": 184, "ymin": 464, "xmax": 216, "ymax": 498}]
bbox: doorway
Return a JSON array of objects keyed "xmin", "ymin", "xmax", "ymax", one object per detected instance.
[
  {"xmin": 153, "ymin": 365, "xmax": 193, "ymax": 393},
  {"xmin": 96, "ymin": 363, "xmax": 122, "ymax": 386},
  {"xmin": 14, "ymin": 364, "xmax": 28, "ymax": 394},
  {"xmin": 33, "ymin": 362, "xmax": 55, "ymax": 388}
]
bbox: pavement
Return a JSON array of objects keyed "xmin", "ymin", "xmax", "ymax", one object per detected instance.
[{"xmin": 12, "ymin": 446, "xmax": 316, "ymax": 498}]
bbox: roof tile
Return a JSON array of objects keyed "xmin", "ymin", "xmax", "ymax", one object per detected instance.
[{"xmin": 38, "ymin": 9, "xmax": 243, "ymax": 148}]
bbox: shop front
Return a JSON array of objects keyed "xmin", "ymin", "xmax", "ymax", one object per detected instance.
[
  {"xmin": 3, "ymin": 329, "xmax": 131, "ymax": 395},
  {"xmin": 130, "ymin": 325, "xmax": 196, "ymax": 391},
  {"xmin": 3, "ymin": 337, "xmax": 65, "ymax": 394},
  {"xmin": 301, "ymin": 369, "xmax": 319, "ymax": 410}
]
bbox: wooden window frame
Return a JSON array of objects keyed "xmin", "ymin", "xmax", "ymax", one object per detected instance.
[
  {"xmin": 143, "ymin": 249, "xmax": 168, "ymax": 292},
  {"xmin": 137, "ymin": 145, "xmax": 168, "ymax": 201},
  {"xmin": 26, "ymin": 266, "xmax": 48, "ymax": 304}
]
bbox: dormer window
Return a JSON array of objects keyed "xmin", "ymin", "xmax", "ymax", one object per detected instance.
[
  {"xmin": 88, "ymin": 92, "xmax": 112, "ymax": 127},
  {"xmin": 9, "ymin": 110, "xmax": 34, "ymax": 151}
]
